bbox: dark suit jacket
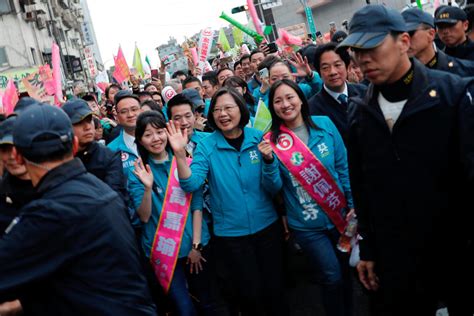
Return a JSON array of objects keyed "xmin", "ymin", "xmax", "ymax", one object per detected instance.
[{"xmin": 308, "ymin": 83, "xmax": 367, "ymax": 145}]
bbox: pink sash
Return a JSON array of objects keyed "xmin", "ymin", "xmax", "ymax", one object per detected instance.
[
  {"xmin": 150, "ymin": 157, "xmax": 192, "ymax": 293},
  {"xmin": 265, "ymin": 125, "xmax": 347, "ymax": 233}
]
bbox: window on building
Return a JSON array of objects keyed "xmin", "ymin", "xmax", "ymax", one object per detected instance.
[
  {"xmin": 0, "ymin": 0, "xmax": 12, "ymax": 14},
  {"xmin": 0, "ymin": 47, "xmax": 8, "ymax": 66},
  {"xmin": 31, "ymin": 47, "xmax": 37, "ymax": 65}
]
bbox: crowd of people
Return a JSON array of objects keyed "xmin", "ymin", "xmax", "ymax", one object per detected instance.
[{"xmin": 1, "ymin": 3, "xmax": 474, "ymax": 316}]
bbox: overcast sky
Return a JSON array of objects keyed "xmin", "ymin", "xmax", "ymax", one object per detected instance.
[{"xmin": 87, "ymin": 0, "xmax": 249, "ymax": 69}]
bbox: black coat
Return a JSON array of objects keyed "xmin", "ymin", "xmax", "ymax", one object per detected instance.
[
  {"xmin": 433, "ymin": 49, "xmax": 474, "ymax": 77},
  {"xmin": 0, "ymin": 159, "xmax": 156, "ymax": 315},
  {"xmin": 347, "ymin": 60, "xmax": 474, "ymax": 312},
  {"xmin": 0, "ymin": 173, "xmax": 35, "ymax": 235},
  {"xmin": 308, "ymin": 83, "xmax": 367, "ymax": 146},
  {"xmin": 444, "ymin": 37, "xmax": 474, "ymax": 61},
  {"xmin": 76, "ymin": 141, "xmax": 127, "ymax": 201}
]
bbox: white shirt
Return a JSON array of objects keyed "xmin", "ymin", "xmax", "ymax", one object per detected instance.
[
  {"xmin": 378, "ymin": 93, "xmax": 407, "ymax": 132},
  {"xmin": 123, "ymin": 131, "xmax": 138, "ymax": 156},
  {"xmin": 324, "ymin": 83, "xmax": 348, "ymax": 104}
]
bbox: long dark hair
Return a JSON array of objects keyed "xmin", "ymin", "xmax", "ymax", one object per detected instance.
[
  {"xmin": 268, "ymin": 79, "xmax": 316, "ymax": 143},
  {"xmin": 223, "ymin": 76, "xmax": 256, "ymax": 107},
  {"xmin": 207, "ymin": 87, "xmax": 250, "ymax": 131},
  {"xmin": 135, "ymin": 111, "xmax": 168, "ymax": 163}
]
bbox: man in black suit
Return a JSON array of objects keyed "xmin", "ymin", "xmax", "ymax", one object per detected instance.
[{"xmin": 308, "ymin": 42, "xmax": 366, "ymax": 145}]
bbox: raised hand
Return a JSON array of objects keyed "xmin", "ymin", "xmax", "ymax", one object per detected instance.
[
  {"xmin": 133, "ymin": 158, "xmax": 154, "ymax": 190},
  {"xmin": 288, "ymin": 52, "xmax": 312, "ymax": 78},
  {"xmin": 165, "ymin": 120, "xmax": 188, "ymax": 158}
]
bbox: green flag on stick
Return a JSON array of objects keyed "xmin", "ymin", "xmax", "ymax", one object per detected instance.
[
  {"xmin": 253, "ymin": 98, "xmax": 272, "ymax": 133},
  {"xmin": 416, "ymin": 0, "xmax": 423, "ymax": 10}
]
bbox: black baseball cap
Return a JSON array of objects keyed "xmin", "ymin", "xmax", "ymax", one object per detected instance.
[
  {"xmin": 435, "ymin": 6, "xmax": 467, "ymax": 25},
  {"xmin": 114, "ymin": 90, "xmax": 140, "ymax": 106},
  {"xmin": 0, "ymin": 116, "xmax": 16, "ymax": 145},
  {"xmin": 61, "ymin": 99, "xmax": 93, "ymax": 124},
  {"xmin": 12, "ymin": 97, "xmax": 40, "ymax": 116},
  {"xmin": 339, "ymin": 5, "xmax": 408, "ymax": 49},
  {"xmin": 331, "ymin": 30, "xmax": 348, "ymax": 43},
  {"xmin": 402, "ymin": 8, "xmax": 435, "ymax": 31},
  {"xmin": 181, "ymin": 88, "xmax": 205, "ymax": 107},
  {"xmin": 13, "ymin": 103, "xmax": 74, "ymax": 158}
]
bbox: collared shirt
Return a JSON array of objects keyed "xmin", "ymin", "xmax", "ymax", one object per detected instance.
[
  {"xmin": 323, "ymin": 83, "xmax": 348, "ymax": 104},
  {"xmin": 122, "ymin": 131, "xmax": 138, "ymax": 157}
]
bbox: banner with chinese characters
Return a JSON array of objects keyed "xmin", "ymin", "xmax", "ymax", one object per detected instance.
[
  {"xmin": 0, "ymin": 67, "xmax": 38, "ymax": 93},
  {"xmin": 113, "ymin": 46, "xmax": 130, "ymax": 84},
  {"xmin": 22, "ymin": 65, "xmax": 56, "ymax": 104},
  {"xmin": 150, "ymin": 157, "xmax": 192, "ymax": 293},
  {"xmin": 84, "ymin": 46, "xmax": 97, "ymax": 78},
  {"xmin": 197, "ymin": 27, "xmax": 214, "ymax": 74}
]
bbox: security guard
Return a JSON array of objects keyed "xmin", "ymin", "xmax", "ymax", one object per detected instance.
[
  {"xmin": 0, "ymin": 116, "xmax": 35, "ymax": 234},
  {"xmin": 0, "ymin": 104, "xmax": 157, "ymax": 315},
  {"xmin": 402, "ymin": 8, "xmax": 474, "ymax": 76},
  {"xmin": 339, "ymin": 5, "xmax": 474, "ymax": 316},
  {"xmin": 62, "ymin": 99, "xmax": 127, "ymax": 201},
  {"xmin": 435, "ymin": 5, "xmax": 474, "ymax": 61}
]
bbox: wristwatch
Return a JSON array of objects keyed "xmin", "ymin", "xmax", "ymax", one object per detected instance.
[{"xmin": 192, "ymin": 243, "xmax": 203, "ymax": 251}]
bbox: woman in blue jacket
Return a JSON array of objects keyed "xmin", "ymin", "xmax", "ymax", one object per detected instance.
[
  {"xmin": 128, "ymin": 111, "xmax": 213, "ymax": 316},
  {"xmin": 259, "ymin": 79, "xmax": 353, "ymax": 316},
  {"xmin": 166, "ymin": 87, "xmax": 288, "ymax": 316}
]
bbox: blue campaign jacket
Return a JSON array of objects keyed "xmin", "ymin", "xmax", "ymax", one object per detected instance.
[
  {"xmin": 128, "ymin": 153, "xmax": 210, "ymax": 259},
  {"xmin": 107, "ymin": 129, "xmax": 140, "ymax": 225},
  {"xmin": 180, "ymin": 127, "xmax": 279, "ymax": 237},
  {"xmin": 263, "ymin": 116, "xmax": 353, "ymax": 231},
  {"xmin": 252, "ymin": 71, "xmax": 323, "ymax": 106}
]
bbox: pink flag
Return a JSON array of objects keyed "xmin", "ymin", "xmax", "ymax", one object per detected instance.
[
  {"xmin": 52, "ymin": 42, "xmax": 63, "ymax": 106},
  {"xmin": 97, "ymin": 82, "xmax": 109, "ymax": 93},
  {"xmin": 2, "ymin": 79, "xmax": 19, "ymax": 115},
  {"xmin": 433, "ymin": 0, "xmax": 440, "ymax": 9},
  {"xmin": 113, "ymin": 46, "xmax": 130, "ymax": 84},
  {"xmin": 277, "ymin": 29, "xmax": 303, "ymax": 46}
]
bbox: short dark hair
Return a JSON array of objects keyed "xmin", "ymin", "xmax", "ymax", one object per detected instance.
[
  {"xmin": 314, "ymin": 42, "xmax": 351, "ymax": 74},
  {"xmin": 216, "ymin": 67, "xmax": 233, "ymax": 78},
  {"xmin": 137, "ymin": 91, "xmax": 152, "ymax": 98},
  {"xmin": 263, "ymin": 56, "xmax": 287, "ymax": 72},
  {"xmin": 105, "ymin": 84, "xmax": 121, "ymax": 100},
  {"xmin": 250, "ymin": 49, "xmax": 264, "ymax": 61},
  {"xmin": 223, "ymin": 76, "xmax": 256, "ymax": 107},
  {"xmin": 207, "ymin": 87, "xmax": 250, "ymax": 131},
  {"xmin": 166, "ymin": 93, "xmax": 195, "ymax": 119},
  {"xmin": 144, "ymin": 82, "xmax": 157, "ymax": 91},
  {"xmin": 233, "ymin": 60, "xmax": 242, "ymax": 71},
  {"xmin": 182, "ymin": 76, "xmax": 202, "ymax": 89},
  {"xmin": 240, "ymin": 54, "xmax": 250, "ymax": 63},
  {"xmin": 172, "ymin": 70, "xmax": 187, "ymax": 80},
  {"xmin": 135, "ymin": 111, "xmax": 168, "ymax": 163},
  {"xmin": 141, "ymin": 99, "xmax": 163, "ymax": 112},
  {"xmin": 202, "ymin": 71, "xmax": 218, "ymax": 86},
  {"xmin": 268, "ymin": 79, "xmax": 316, "ymax": 143},
  {"xmin": 82, "ymin": 94, "xmax": 97, "ymax": 103},
  {"xmin": 17, "ymin": 134, "xmax": 73, "ymax": 164}
]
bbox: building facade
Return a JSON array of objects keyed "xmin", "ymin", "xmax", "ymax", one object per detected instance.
[{"xmin": 0, "ymin": 0, "xmax": 101, "ymax": 94}]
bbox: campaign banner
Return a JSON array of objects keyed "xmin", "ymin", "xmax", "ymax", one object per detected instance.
[
  {"xmin": 197, "ymin": 27, "xmax": 214, "ymax": 74},
  {"xmin": 22, "ymin": 65, "xmax": 55, "ymax": 104}
]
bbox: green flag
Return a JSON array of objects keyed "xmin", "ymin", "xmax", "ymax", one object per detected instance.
[
  {"xmin": 218, "ymin": 28, "xmax": 231, "ymax": 52},
  {"xmin": 133, "ymin": 44, "xmax": 145, "ymax": 78},
  {"xmin": 232, "ymin": 26, "xmax": 244, "ymax": 46},
  {"xmin": 416, "ymin": 0, "xmax": 423, "ymax": 10},
  {"xmin": 145, "ymin": 55, "xmax": 152, "ymax": 68},
  {"xmin": 253, "ymin": 98, "xmax": 272, "ymax": 133}
]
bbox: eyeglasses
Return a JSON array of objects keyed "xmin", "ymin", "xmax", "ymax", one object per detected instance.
[
  {"xmin": 118, "ymin": 106, "xmax": 140, "ymax": 115},
  {"xmin": 211, "ymin": 104, "xmax": 238, "ymax": 114}
]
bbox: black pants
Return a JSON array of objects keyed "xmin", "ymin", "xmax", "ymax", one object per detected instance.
[{"xmin": 214, "ymin": 220, "xmax": 288, "ymax": 316}]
